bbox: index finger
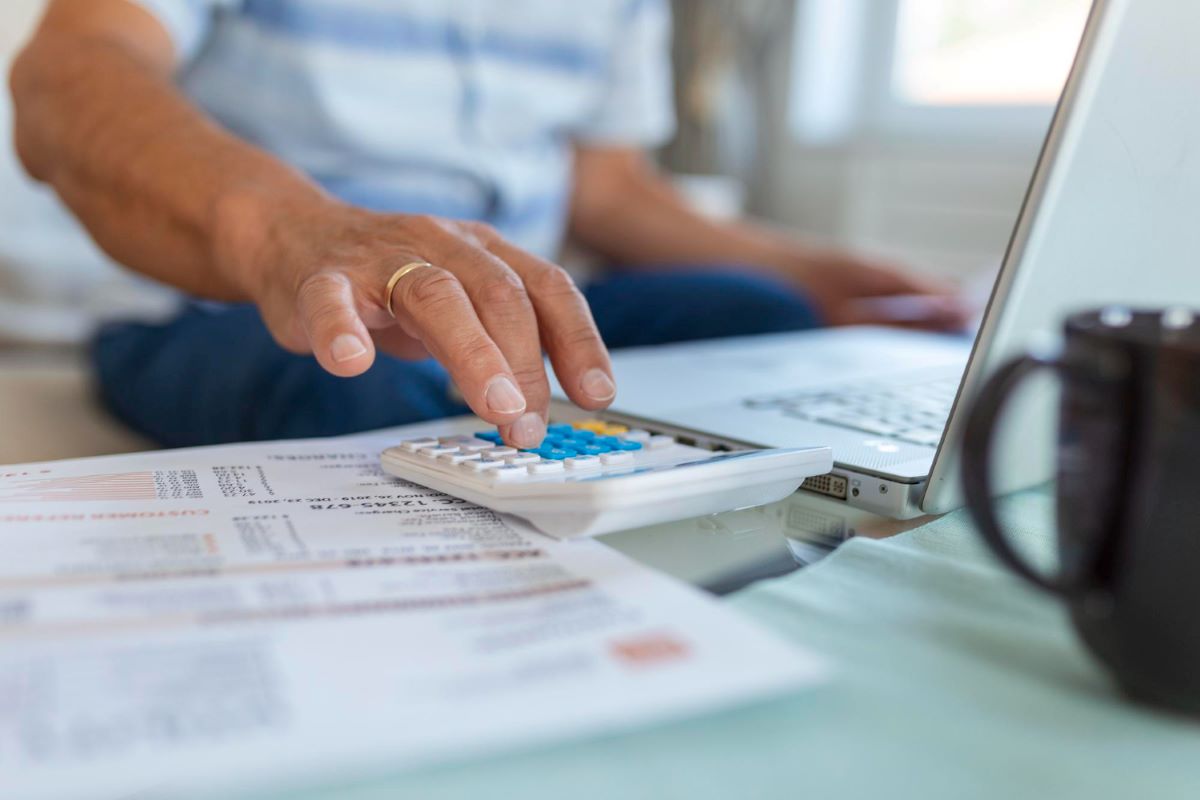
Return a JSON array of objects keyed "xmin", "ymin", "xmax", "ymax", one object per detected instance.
[
  {"xmin": 488, "ymin": 239, "xmax": 616, "ymax": 411},
  {"xmin": 427, "ymin": 230, "xmax": 553, "ymax": 448},
  {"xmin": 390, "ymin": 265, "xmax": 546, "ymax": 445}
]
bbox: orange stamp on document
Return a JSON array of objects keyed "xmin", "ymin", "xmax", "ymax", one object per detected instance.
[{"xmin": 609, "ymin": 632, "xmax": 692, "ymax": 667}]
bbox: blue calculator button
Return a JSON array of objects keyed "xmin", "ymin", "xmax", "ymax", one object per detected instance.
[
  {"xmin": 572, "ymin": 430, "xmax": 597, "ymax": 442},
  {"xmin": 544, "ymin": 434, "xmax": 567, "ymax": 447},
  {"xmin": 579, "ymin": 444, "xmax": 611, "ymax": 456},
  {"xmin": 538, "ymin": 447, "xmax": 577, "ymax": 460},
  {"xmin": 547, "ymin": 424, "xmax": 574, "ymax": 436},
  {"xmin": 618, "ymin": 441, "xmax": 643, "ymax": 451},
  {"xmin": 596, "ymin": 436, "xmax": 622, "ymax": 448}
]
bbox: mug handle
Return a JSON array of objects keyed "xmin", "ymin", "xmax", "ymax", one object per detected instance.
[{"xmin": 961, "ymin": 354, "xmax": 1103, "ymax": 597}]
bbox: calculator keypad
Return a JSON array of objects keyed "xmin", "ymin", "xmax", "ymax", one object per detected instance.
[{"xmin": 390, "ymin": 420, "xmax": 668, "ymax": 485}]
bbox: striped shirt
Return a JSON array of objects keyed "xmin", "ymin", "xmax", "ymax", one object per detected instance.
[{"xmin": 133, "ymin": 0, "xmax": 676, "ymax": 258}]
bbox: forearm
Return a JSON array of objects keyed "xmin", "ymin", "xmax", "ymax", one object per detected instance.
[
  {"xmin": 567, "ymin": 148, "xmax": 800, "ymax": 273},
  {"xmin": 10, "ymin": 2, "xmax": 328, "ymax": 300}
]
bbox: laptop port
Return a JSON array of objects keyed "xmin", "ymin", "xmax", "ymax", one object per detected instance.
[{"xmin": 800, "ymin": 473, "xmax": 849, "ymax": 501}]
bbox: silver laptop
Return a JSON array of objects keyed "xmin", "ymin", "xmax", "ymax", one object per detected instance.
[{"xmin": 556, "ymin": 0, "xmax": 1200, "ymax": 518}]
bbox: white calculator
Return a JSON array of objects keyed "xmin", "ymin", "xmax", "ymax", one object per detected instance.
[{"xmin": 381, "ymin": 420, "xmax": 832, "ymax": 539}]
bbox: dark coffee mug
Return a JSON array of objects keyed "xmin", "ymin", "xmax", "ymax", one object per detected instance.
[{"xmin": 961, "ymin": 308, "xmax": 1200, "ymax": 715}]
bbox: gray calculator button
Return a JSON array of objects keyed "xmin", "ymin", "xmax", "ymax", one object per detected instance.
[
  {"xmin": 484, "ymin": 447, "xmax": 518, "ymax": 458},
  {"xmin": 465, "ymin": 459, "xmax": 506, "ymax": 472},
  {"xmin": 400, "ymin": 438, "xmax": 439, "ymax": 452},
  {"xmin": 438, "ymin": 435, "xmax": 475, "ymax": 445},
  {"xmin": 491, "ymin": 465, "xmax": 529, "ymax": 481},
  {"xmin": 504, "ymin": 453, "xmax": 540, "ymax": 465},
  {"xmin": 528, "ymin": 461, "xmax": 565, "ymax": 475},
  {"xmin": 439, "ymin": 451, "xmax": 482, "ymax": 464},
  {"xmin": 600, "ymin": 452, "xmax": 634, "ymax": 466},
  {"xmin": 422, "ymin": 446, "xmax": 461, "ymax": 458},
  {"xmin": 648, "ymin": 435, "xmax": 675, "ymax": 450},
  {"xmin": 565, "ymin": 456, "xmax": 601, "ymax": 470}
]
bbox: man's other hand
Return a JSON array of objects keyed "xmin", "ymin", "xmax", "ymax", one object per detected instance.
[{"xmin": 788, "ymin": 248, "xmax": 971, "ymax": 332}]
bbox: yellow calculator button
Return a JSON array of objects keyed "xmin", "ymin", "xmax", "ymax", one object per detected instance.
[
  {"xmin": 602, "ymin": 424, "xmax": 629, "ymax": 435},
  {"xmin": 574, "ymin": 419, "xmax": 608, "ymax": 433}
]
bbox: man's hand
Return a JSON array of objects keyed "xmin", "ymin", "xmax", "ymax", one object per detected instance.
[
  {"xmin": 787, "ymin": 247, "xmax": 971, "ymax": 331},
  {"xmin": 12, "ymin": 0, "xmax": 616, "ymax": 450},
  {"xmin": 222, "ymin": 194, "xmax": 616, "ymax": 449},
  {"xmin": 569, "ymin": 147, "xmax": 971, "ymax": 333}
]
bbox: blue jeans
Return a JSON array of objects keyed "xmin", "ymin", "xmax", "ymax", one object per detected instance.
[{"xmin": 92, "ymin": 269, "xmax": 820, "ymax": 447}]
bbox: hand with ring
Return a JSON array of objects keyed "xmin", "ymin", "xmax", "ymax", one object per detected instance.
[{"xmin": 223, "ymin": 194, "xmax": 617, "ymax": 449}]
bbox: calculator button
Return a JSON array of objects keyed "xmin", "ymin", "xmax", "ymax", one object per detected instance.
[
  {"xmin": 617, "ymin": 440, "xmax": 643, "ymax": 451},
  {"xmin": 571, "ymin": 430, "xmax": 597, "ymax": 442},
  {"xmin": 422, "ymin": 446, "xmax": 462, "ymax": 458},
  {"xmin": 543, "ymin": 434, "xmax": 567, "ymax": 448},
  {"xmin": 574, "ymin": 419, "xmax": 608, "ymax": 433},
  {"xmin": 465, "ymin": 459, "xmax": 507, "ymax": 472},
  {"xmin": 537, "ymin": 447, "xmax": 577, "ymax": 461},
  {"xmin": 484, "ymin": 447, "xmax": 518, "ymax": 458},
  {"xmin": 400, "ymin": 438, "xmax": 439, "ymax": 452},
  {"xmin": 579, "ymin": 444, "xmax": 611, "ymax": 456},
  {"xmin": 457, "ymin": 439, "xmax": 494, "ymax": 452},
  {"xmin": 623, "ymin": 430, "xmax": 652, "ymax": 444},
  {"xmin": 547, "ymin": 423, "xmax": 574, "ymax": 436},
  {"xmin": 565, "ymin": 456, "xmax": 601, "ymax": 470},
  {"xmin": 648, "ymin": 435, "xmax": 675, "ymax": 450},
  {"xmin": 602, "ymin": 424, "xmax": 629, "ymax": 435},
  {"xmin": 490, "ymin": 465, "xmax": 529, "ymax": 481},
  {"xmin": 595, "ymin": 436, "xmax": 622, "ymax": 448},
  {"xmin": 438, "ymin": 435, "xmax": 475, "ymax": 445},
  {"xmin": 439, "ymin": 451, "xmax": 482, "ymax": 464},
  {"xmin": 528, "ymin": 461, "xmax": 565, "ymax": 475},
  {"xmin": 504, "ymin": 453, "xmax": 541, "ymax": 466},
  {"xmin": 600, "ymin": 452, "xmax": 634, "ymax": 466}
]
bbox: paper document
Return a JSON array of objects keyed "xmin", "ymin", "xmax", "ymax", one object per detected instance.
[{"xmin": 0, "ymin": 421, "xmax": 826, "ymax": 799}]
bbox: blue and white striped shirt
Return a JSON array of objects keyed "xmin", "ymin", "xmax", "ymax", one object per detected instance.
[{"xmin": 133, "ymin": 0, "xmax": 675, "ymax": 259}]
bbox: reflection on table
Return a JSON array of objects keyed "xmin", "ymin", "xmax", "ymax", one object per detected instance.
[{"xmin": 599, "ymin": 489, "xmax": 934, "ymax": 594}]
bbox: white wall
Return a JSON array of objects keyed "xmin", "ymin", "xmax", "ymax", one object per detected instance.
[
  {"xmin": 756, "ymin": 137, "xmax": 1042, "ymax": 281},
  {"xmin": 0, "ymin": 0, "xmax": 43, "ymax": 63}
]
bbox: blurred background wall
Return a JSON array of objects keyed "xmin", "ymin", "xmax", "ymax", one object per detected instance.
[
  {"xmin": 665, "ymin": 0, "xmax": 1091, "ymax": 281},
  {"xmin": 0, "ymin": 1, "xmax": 40, "ymax": 54}
]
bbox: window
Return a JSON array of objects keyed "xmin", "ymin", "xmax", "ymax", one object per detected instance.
[
  {"xmin": 791, "ymin": 0, "xmax": 1094, "ymax": 144},
  {"xmin": 893, "ymin": 0, "xmax": 1093, "ymax": 107}
]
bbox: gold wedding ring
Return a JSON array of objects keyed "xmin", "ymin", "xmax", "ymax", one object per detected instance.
[{"xmin": 384, "ymin": 261, "xmax": 434, "ymax": 318}]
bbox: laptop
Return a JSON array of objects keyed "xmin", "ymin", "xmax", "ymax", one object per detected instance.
[{"xmin": 554, "ymin": 0, "xmax": 1200, "ymax": 518}]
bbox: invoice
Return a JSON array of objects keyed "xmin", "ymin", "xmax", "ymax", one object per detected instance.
[{"xmin": 0, "ymin": 420, "xmax": 826, "ymax": 799}]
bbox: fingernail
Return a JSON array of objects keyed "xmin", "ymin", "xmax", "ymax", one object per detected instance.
[
  {"xmin": 485, "ymin": 375, "xmax": 526, "ymax": 415},
  {"xmin": 509, "ymin": 413, "xmax": 546, "ymax": 449},
  {"xmin": 581, "ymin": 368, "xmax": 616, "ymax": 403},
  {"xmin": 331, "ymin": 334, "xmax": 368, "ymax": 363}
]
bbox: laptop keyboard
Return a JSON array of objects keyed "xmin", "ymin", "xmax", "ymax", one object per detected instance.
[{"xmin": 743, "ymin": 376, "xmax": 960, "ymax": 448}]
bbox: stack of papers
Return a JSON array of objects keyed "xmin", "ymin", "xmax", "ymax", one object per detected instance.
[{"xmin": 0, "ymin": 423, "xmax": 826, "ymax": 799}]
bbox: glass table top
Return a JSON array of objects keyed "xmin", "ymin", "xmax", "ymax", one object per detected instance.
[{"xmin": 598, "ymin": 490, "xmax": 934, "ymax": 595}]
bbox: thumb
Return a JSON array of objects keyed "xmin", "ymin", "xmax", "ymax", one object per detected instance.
[{"xmin": 296, "ymin": 271, "xmax": 377, "ymax": 377}]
